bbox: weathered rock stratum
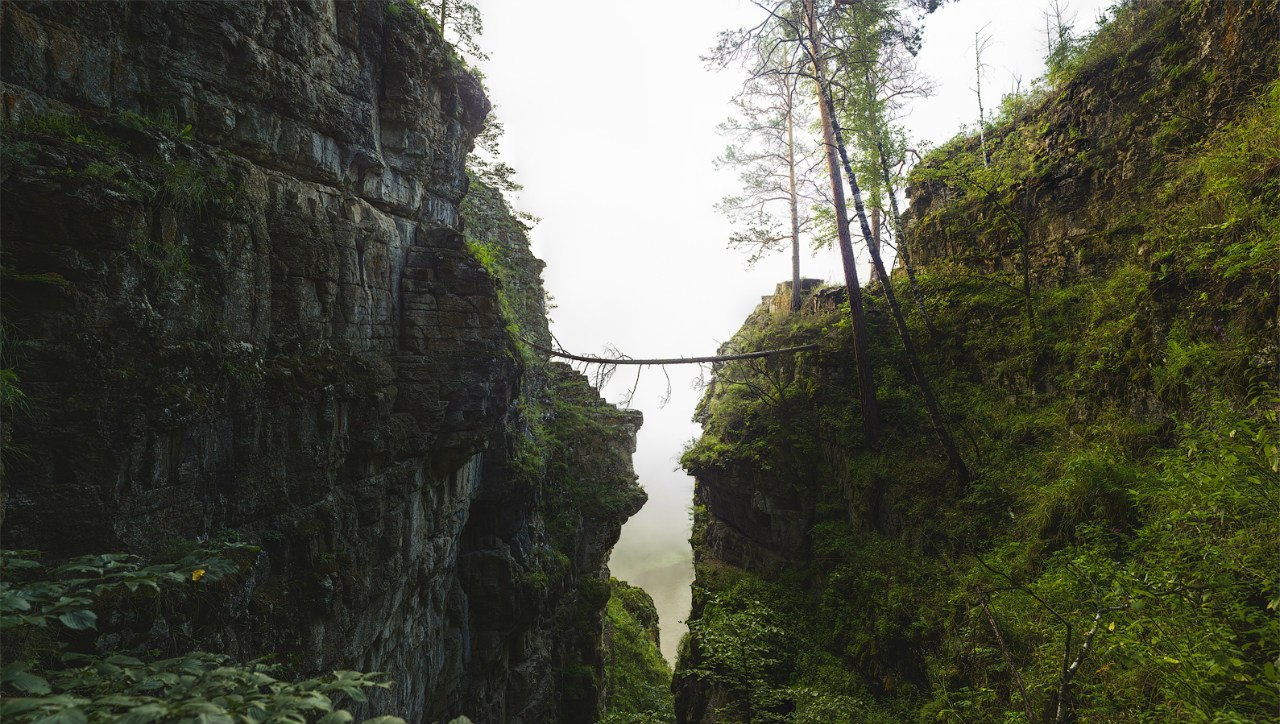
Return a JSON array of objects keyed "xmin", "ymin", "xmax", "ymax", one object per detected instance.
[{"xmin": 1, "ymin": 2, "xmax": 643, "ymax": 721}]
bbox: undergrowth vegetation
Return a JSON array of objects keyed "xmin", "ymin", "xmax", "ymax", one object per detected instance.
[{"xmin": 0, "ymin": 543, "xmax": 408, "ymax": 724}]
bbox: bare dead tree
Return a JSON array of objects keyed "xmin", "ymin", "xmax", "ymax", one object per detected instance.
[
  {"xmin": 1042, "ymin": 0, "xmax": 1079, "ymax": 66},
  {"xmin": 974, "ymin": 25, "xmax": 993, "ymax": 167}
]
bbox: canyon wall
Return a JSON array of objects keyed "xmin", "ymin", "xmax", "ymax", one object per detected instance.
[
  {"xmin": 675, "ymin": 2, "xmax": 1278, "ymax": 721},
  {"xmin": 0, "ymin": 2, "xmax": 642, "ymax": 720}
]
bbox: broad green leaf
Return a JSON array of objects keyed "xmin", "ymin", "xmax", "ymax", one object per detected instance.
[
  {"xmin": 0, "ymin": 697, "xmax": 50, "ymax": 716},
  {"xmin": 32, "ymin": 707, "xmax": 89, "ymax": 724},
  {"xmin": 1, "ymin": 591, "xmax": 34, "ymax": 612},
  {"xmin": 116, "ymin": 704, "xmax": 167, "ymax": 724},
  {"xmin": 2, "ymin": 663, "xmax": 52, "ymax": 694},
  {"xmin": 57, "ymin": 609, "xmax": 97, "ymax": 630}
]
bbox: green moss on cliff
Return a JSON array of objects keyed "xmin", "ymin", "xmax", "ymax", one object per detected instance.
[
  {"xmin": 604, "ymin": 578, "xmax": 675, "ymax": 723},
  {"xmin": 462, "ymin": 178, "xmax": 651, "ymax": 721},
  {"xmin": 675, "ymin": 3, "xmax": 1279, "ymax": 721}
]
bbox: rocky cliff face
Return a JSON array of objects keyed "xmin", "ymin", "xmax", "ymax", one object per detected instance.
[
  {"xmin": 684, "ymin": 283, "xmax": 826, "ymax": 583},
  {"xmin": 674, "ymin": 3, "xmax": 1277, "ymax": 721},
  {"xmin": 457, "ymin": 177, "xmax": 649, "ymax": 722},
  {"xmin": 0, "ymin": 2, "xmax": 643, "ymax": 721},
  {"xmin": 905, "ymin": 0, "xmax": 1279, "ymax": 285}
]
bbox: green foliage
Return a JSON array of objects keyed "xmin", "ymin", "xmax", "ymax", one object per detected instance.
[
  {"xmin": 464, "ymin": 178, "xmax": 644, "ymax": 548},
  {"xmin": 0, "ymin": 654, "xmax": 398, "ymax": 724},
  {"xmin": 541, "ymin": 366, "xmax": 647, "ymax": 551},
  {"xmin": 0, "ymin": 547, "xmax": 407, "ymax": 724},
  {"xmin": 1151, "ymin": 78, "xmax": 1280, "ymax": 324},
  {"xmin": 128, "ymin": 232, "xmax": 194, "ymax": 287},
  {"xmin": 158, "ymin": 159, "xmax": 215, "ymax": 212},
  {"xmin": 713, "ymin": 61, "xmax": 822, "ymax": 268},
  {"xmin": 0, "ymin": 367, "xmax": 25, "ymax": 410},
  {"xmin": 114, "ymin": 108, "xmax": 195, "ymax": 141},
  {"xmin": 1025, "ymin": 449, "xmax": 1137, "ymax": 549},
  {"xmin": 468, "ymin": 114, "xmax": 523, "ymax": 196},
  {"xmin": 462, "ymin": 178, "xmax": 544, "ymax": 360},
  {"xmin": 684, "ymin": 582, "xmax": 795, "ymax": 723},
  {"xmin": 51, "ymin": 161, "xmax": 154, "ymax": 201},
  {"xmin": 681, "ymin": 308, "xmax": 833, "ymax": 477},
  {"xmin": 4, "ymin": 108, "xmax": 228, "ymax": 203},
  {"xmin": 405, "ymin": 0, "xmax": 487, "ymax": 63},
  {"xmin": 603, "ymin": 579, "xmax": 674, "ymax": 722},
  {"xmin": 4, "ymin": 113, "xmax": 122, "ymax": 154},
  {"xmin": 0, "ymin": 547, "xmax": 241, "ymax": 635},
  {"xmin": 461, "ymin": 174, "xmax": 648, "ymax": 722}
]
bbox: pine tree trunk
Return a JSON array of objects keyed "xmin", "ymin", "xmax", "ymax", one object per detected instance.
[
  {"xmin": 808, "ymin": 1, "xmax": 969, "ymax": 484},
  {"xmin": 805, "ymin": 0, "xmax": 879, "ymax": 443}
]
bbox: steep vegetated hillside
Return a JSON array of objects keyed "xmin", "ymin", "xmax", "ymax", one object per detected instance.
[
  {"xmin": 1, "ymin": 1, "xmax": 650, "ymax": 721},
  {"xmin": 603, "ymin": 578, "xmax": 677, "ymax": 723},
  {"xmin": 675, "ymin": 2, "xmax": 1278, "ymax": 721}
]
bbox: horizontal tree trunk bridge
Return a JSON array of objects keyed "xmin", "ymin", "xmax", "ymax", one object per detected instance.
[{"xmin": 523, "ymin": 340, "xmax": 820, "ymax": 366}]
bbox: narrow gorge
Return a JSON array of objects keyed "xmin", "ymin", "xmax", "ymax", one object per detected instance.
[{"xmin": 1, "ymin": 1, "xmax": 1276, "ymax": 723}]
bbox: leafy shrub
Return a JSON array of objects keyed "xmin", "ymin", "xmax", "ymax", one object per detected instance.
[
  {"xmin": 1026, "ymin": 450, "xmax": 1137, "ymax": 549},
  {"xmin": 0, "ymin": 547, "xmax": 408, "ymax": 724}
]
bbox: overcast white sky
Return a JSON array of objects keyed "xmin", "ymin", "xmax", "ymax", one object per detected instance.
[{"xmin": 473, "ymin": 0, "xmax": 1111, "ymax": 662}]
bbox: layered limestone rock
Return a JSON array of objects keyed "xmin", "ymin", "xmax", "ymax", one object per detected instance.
[
  {"xmin": 1, "ymin": 2, "xmax": 643, "ymax": 721},
  {"xmin": 904, "ymin": 0, "xmax": 1280, "ymax": 283},
  {"xmin": 457, "ymin": 180, "xmax": 648, "ymax": 721}
]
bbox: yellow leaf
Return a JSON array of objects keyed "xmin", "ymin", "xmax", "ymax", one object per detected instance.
[
  {"xmin": 1108, "ymin": 622, "xmax": 1115, "ymax": 631},
  {"xmin": 192, "ymin": 569, "xmax": 207, "ymax": 582}
]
